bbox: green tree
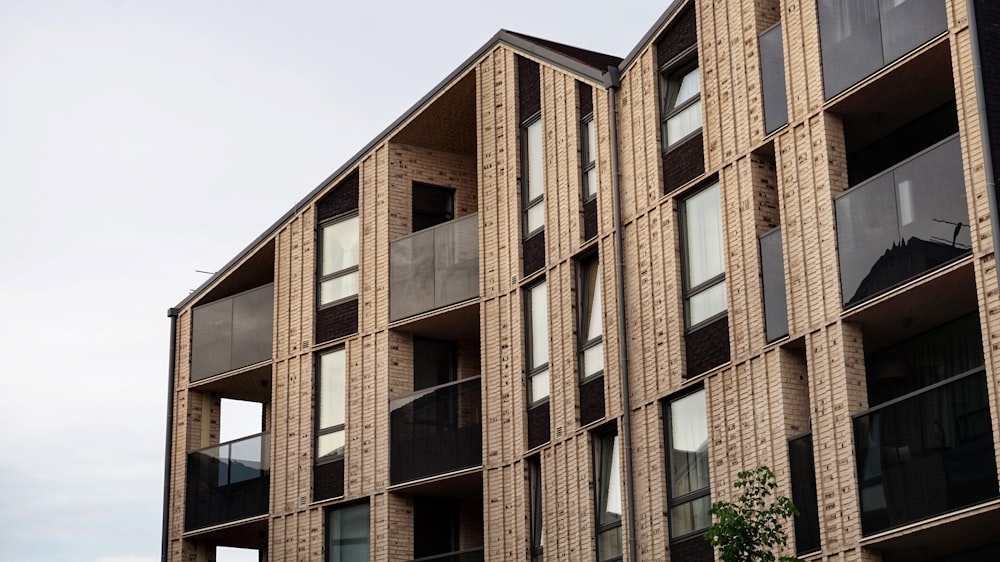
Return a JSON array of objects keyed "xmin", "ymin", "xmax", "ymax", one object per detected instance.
[{"xmin": 703, "ymin": 466, "xmax": 805, "ymax": 562}]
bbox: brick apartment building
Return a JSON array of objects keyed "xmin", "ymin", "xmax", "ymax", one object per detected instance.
[{"xmin": 162, "ymin": 0, "xmax": 1000, "ymax": 560}]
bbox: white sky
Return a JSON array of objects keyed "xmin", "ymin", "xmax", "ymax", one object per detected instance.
[{"xmin": 0, "ymin": 1, "xmax": 669, "ymax": 560}]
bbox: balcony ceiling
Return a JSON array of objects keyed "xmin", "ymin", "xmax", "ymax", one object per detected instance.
[
  {"xmin": 190, "ymin": 363, "xmax": 272, "ymax": 403},
  {"xmin": 393, "ymin": 71, "xmax": 477, "ymax": 156},
  {"xmin": 831, "ymin": 40, "xmax": 953, "ymax": 152}
]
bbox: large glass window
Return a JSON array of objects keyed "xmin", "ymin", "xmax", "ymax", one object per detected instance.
[
  {"xmin": 661, "ymin": 58, "xmax": 702, "ymax": 147},
  {"xmin": 316, "ymin": 348, "xmax": 346, "ymax": 462},
  {"xmin": 760, "ymin": 228, "xmax": 789, "ymax": 342},
  {"xmin": 319, "ymin": 215, "xmax": 359, "ymax": 306},
  {"xmin": 523, "ymin": 117, "xmax": 545, "ymax": 235},
  {"xmin": 526, "ymin": 281, "xmax": 550, "ymax": 404},
  {"xmin": 582, "ymin": 115, "xmax": 598, "ymax": 200},
  {"xmin": 681, "ymin": 182, "xmax": 726, "ymax": 328},
  {"xmin": 326, "ymin": 501, "xmax": 369, "ymax": 562},
  {"xmin": 579, "ymin": 256, "xmax": 604, "ymax": 381},
  {"xmin": 759, "ymin": 22, "xmax": 789, "ymax": 134},
  {"xmin": 595, "ymin": 431, "xmax": 623, "ymax": 562},
  {"xmin": 666, "ymin": 388, "xmax": 711, "ymax": 539}
]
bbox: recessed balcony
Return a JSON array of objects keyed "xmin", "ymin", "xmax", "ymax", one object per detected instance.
[
  {"xmin": 390, "ymin": 214, "xmax": 479, "ymax": 322},
  {"xmin": 185, "ymin": 432, "xmax": 270, "ymax": 531},
  {"xmin": 390, "ymin": 377, "xmax": 482, "ymax": 484},
  {"xmin": 835, "ymin": 136, "xmax": 970, "ymax": 307}
]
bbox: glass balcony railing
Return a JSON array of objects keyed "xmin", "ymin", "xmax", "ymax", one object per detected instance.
[
  {"xmin": 835, "ymin": 136, "xmax": 970, "ymax": 307},
  {"xmin": 390, "ymin": 214, "xmax": 479, "ymax": 321},
  {"xmin": 409, "ymin": 548, "xmax": 485, "ymax": 562},
  {"xmin": 390, "ymin": 377, "xmax": 482, "ymax": 484},
  {"xmin": 818, "ymin": 0, "xmax": 947, "ymax": 98},
  {"xmin": 191, "ymin": 284, "xmax": 274, "ymax": 382},
  {"xmin": 185, "ymin": 432, "xmax": 270, "ymax": 531},
  {"xmin": 853, "ymin": 369, "xmax": 998, "ymax": 535}
]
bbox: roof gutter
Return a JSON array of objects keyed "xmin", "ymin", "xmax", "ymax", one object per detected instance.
[
  {"xmin": 161, "ymin": 308, "xmax": 179, "ymax": 562},
  {"xmin": 604, "ymin": 65, "xmax": 638, "ymax": 562},
  {"xmin": 966, "ymin": 0, "xmax": 1000, "ymax": 292}
]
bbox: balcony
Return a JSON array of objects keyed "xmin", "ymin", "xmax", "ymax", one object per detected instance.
[
  {"xmin": 408, "ymin": 548, "xmax": 485, "ymax": 562},
  {"xmin": 835, "ymin": 136, "xmax": 970, "ymax": 307},
  {"xmin": 185, "ymin": 433, "xmax": 270, "ymax": 531},
  {"xmin": 191, "ymin": 284, "xmax": 273, "ymax": 382},
  {"xmin": 390, "ymin": 214, "xmax": 478, "ymax": 322},
  {"xmin": 818, "ymin": 0, "xmax": 947, "ymax": 99},
  {"xmin": 390, "ymin": 377, "xmax": 482, "ymax": 484},
  {"xmin": 854, "ymin": 369, "xmax": 998, "ymax": 535}
]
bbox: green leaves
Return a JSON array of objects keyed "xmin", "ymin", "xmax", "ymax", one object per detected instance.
[{"xmin": 702, "ymin": 466, "xmax": 805, "ymax": 562}]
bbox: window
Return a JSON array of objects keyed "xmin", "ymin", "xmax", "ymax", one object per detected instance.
[
  {"xmin": 526, "ymin": 281, "xmax": 550, "ymax": 404},
  {"xmin": 413, "ymin": 337, "xmax": 457, "ymax": 391},
  {"xmin": 594, "ymin": 430, "xmax": 623, "ymax": 562},
  {"xmin": 581, "ymin": 115, "xmax": 598, "ymax": 200},
  {"xmin": 412, "ymin": 182, "xmax": 454, "ymax": 232},
  {"xmin": 666, "ymin": 389, "xmax": 710, "ymax": 539},
  {"xmin": 316, "ymin": 348, "xmax": 346, "ymax": 462},
  {"xmin": 579, "ymin": 256, "xmax": 604, "ymax": 381},
  {"xmin": 326, "ymin": 501, "xmax": 369, "ymax": 562},
  {"xmin": 661, "ymin": 56, "xmax": 702, "ymax": 147},
  {"xmin": 523, "ymin": 116, "xmax": 545, "ymax": 236},
  {"xmin": 681, "ymin": 182, "xmax": 726, "ymax": 328},
  {"xmin": 529, "ymin": 457, "xmax": 544, "ymax": 562},
  {"xmin": 319, "ymin": 214, "xmax": 359, "ymax": 306}
]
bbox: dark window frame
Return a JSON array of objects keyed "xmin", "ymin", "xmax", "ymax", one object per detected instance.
[
  {"xmin": 593, "ymin": 427, "xmax": 623, "ymax": 562},
  {"xmin": 679, "ymin": 181, "xmax": 727, "ymax": 331},
  {"xmin": 581, "ymin": 112, "xmax": 598, "ymax": 202},
  {"xmin": 525, "ymin": 278, "xmax": 551, "ymax": 406},
  {"xmin": 412, "ymin": 181, "xmax": 455, "ymax": 233},
  {"xmin": 324, "ymin": 499, "xmax": 370, "ymax": 562},
  {"xmin": 664, "ymin": 386, "xmax": 712, "ymax": 542},
  {"xmin": 317, "ymin": 211, "xmax": 360, "ymax": 310},
  {"xmin": 315, "ymin": 346, "xmax": 347, "ymax": 465},
  {"xmin": 578, "ymin": 252, "xmax": 605, "ymax": 383},
  {"xmin": 522, "ymin": 112, "xmax": 546, "ymax": 238},
  {"xmin": 660, "ymin": 46, "xmax": 702, "ymax": 151}
]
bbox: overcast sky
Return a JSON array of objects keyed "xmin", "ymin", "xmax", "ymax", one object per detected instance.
[{"xmin": 0, "ymin": 1, "xmax": 669, "ymax": 560}]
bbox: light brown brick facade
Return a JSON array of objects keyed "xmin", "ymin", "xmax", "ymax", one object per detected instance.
[{"xmin": 165, "ymin": 1, "xmax": 1000, "ymax": 561}]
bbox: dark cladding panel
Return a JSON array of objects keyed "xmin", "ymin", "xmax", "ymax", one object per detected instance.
[
  {"xmin": 317, "ymin": 171, "xmax": 359, "ymax": 223},
  {"xmin": 663, "ymin": 132, "xmax": 705, "ymax": 194},
  {"xmin": 523, "ymin": 231, "xmax": 545, "ymax": 275},
  {"xmin": 583, "ymin": 198, "xmax": 598, "ymax": 241},
  {"xmin": 684, "ymin": 315, "xmax": 730, "ymax": 377},
  {"xmin": 518, "ymin": 56, "xmax": 541, "ymax": 120},
  {"xmin": 655, "ymin": 3, "xmax": 697, "ymax": 65},
  {"xmin": 527, "ymin": 401, "xmax": 551, "ymax": 450},
  {"xmin": 313, "ymin": 458, "xmax": 345, "ymax": 502},
  {"xmin": 315, "ymin": 299, "xmax": 359, "ymax": 344},
  {"xmin": 579, "ymin": 375, "xmax": 605, "ymax": 426}
]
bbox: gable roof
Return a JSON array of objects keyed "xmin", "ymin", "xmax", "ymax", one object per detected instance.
[{"xmin": 173, "ymin": 29, "xmax": 622, "ymax": 311}]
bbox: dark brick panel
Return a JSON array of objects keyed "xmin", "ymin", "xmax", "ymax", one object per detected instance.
[
  {"xmin": 523, "ymin": 231, "xmax": 546, "ymax": 275},
  {"xmin": 670, "ymin": 535, "xmax": 713, "ymax": 562},
  {"xmin": 317, "ymin": 170, "xmax": 359, "ymax": 222},
  {"xmin": 315, "ymin": 299, "xmax": 358, "ymax": 344},
  {"xmin": 656, "ymin": 3, "xmax": 697, "ymax": 66},
  {"xmin": 583, "ymin": 198, "xmax": 598, "ymax": 241},
  {"xmin": 685, "ymin": 315, "xmax": 730, "ymax": 378},
  {"xmin": 663, "ymin": 132, "xmax": 706, "ymax": 194},
  {"xmin": 518, "ymin": 56, "xmax": 541, "ymax": 120},
  {"xmin": 313, "ymin": 458, "xmax": 345, "ymax": 502},
  {"xmin": 580, "ymin": 374, "xmax": 605, "ymax": 426},
  {"xmin": 527, "ymin": 401, "xmax": 551, "ymax": 449},
  {"xmin": 579, "ymin": 82, "xmax": 594, "ymax": 117}
]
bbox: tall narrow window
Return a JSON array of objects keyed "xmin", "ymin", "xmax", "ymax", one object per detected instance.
[
  {"xmin": 582, "ymin": 115, "xmax": 598, "ymax": 201},
  {"xmin": 579, "ymin": 256, "xmax": 604, "ymax": 380},
  {"xmin": 316, "ymin": 348, "xmax": 346, "ymax": 462},
  {"xmin": 681, "ymin": 182, "xmax": 726, "ymax": 328},
  {"xmin": 661, "ymin": 55, "xmax": 702, "ymax": 148},
  {"xmin": 595, "ymin": 431, "xmax": 623, "ymax": 562},
  {"xmin": 529, "ymin": 457, "xmax": 544, "ymax": 562},
  {"xmin": 666, "ymin": 389, "xmax": 710, "ymax": 539},
  {"xmin": 326, "ymin": 501, "xmax": 369, "ymax": 562},
  {"xmin": 319, "ymin": 214, "xmax": 359, "ymax": 306},
  {"xmin": 523, "ymin": 117, "xmax": 545, "ymax": 236},
  {"xmin": 526, "ymin": 281, "xmax": 550, "ymax": 404}
]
